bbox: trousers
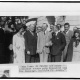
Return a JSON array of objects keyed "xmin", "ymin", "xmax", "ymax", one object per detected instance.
[
  {"xmin": 51, "ymin": 54, "xmax": 61, "ymax": 62},
  {"xmin": 25, "ymin": 54, "xmax": 36, "ymax": 63},
  {"xmin": 39, "ymin": 48, "xmax": 49, "ymax": 62}
]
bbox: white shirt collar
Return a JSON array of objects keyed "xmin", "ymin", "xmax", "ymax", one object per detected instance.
[
  {"xmin": 45, "ymin": 30, "xmax": 47, "ymax": 34},
  {"xmin": 56, "ymin": 30, "xmax": 60, "ymax": 35}
]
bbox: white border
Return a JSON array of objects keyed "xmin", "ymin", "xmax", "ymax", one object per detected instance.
[{"xmin": 0, "ymin": 2, "xmax": 80, "ymax": 78}]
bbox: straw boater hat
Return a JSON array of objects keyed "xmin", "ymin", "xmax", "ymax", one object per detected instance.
[
  {"xmin": 26, "ymin": 21, "xmax": 36, "ymax": 27},
  {"xmin": 26, "ymin": 18, "xmax": 37, "ymax": 26}
]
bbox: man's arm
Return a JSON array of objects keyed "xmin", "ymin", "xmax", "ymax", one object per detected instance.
[
  {"xmin": 37, "ymin": 32, "xmax": 41, "ymax": 53},
  {"xmin": 66, "ymin": 38, "xmax": 73, "ymax": 61},
  {"xmin": 59, "ymin": 33, "xmax": 66, "ymax": 51}
]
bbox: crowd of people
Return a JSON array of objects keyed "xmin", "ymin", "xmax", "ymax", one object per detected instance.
[{"xmin": 0, "ymin": 16, "xmax": 80, "ymax": 64}]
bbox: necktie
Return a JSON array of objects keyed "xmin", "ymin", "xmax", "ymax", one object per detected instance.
[{"xmin": 64, "ymin": 31, "xmax": 66, "ymax": 34}]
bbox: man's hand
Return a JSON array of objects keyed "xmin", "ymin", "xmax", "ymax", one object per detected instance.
[
  {"xmin": 45, "ymin": 43, "xmax": 49, "ymax": 47},
  {"xmin": 45, "ymin": 42, "xmax": 52, "ymax": 47},
  {"xmin": 9, "ymin": 44, "xmax": 13, "ymax": 50},
  {"xmin": 36, "ymin": 50, "xmax": 42, "ymax": 54},
  {"xmin": 27, "ymin": 51, "xmax": 30, "ymax": 55}
]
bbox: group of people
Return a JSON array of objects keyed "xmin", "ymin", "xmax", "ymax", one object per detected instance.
[{"xmin": 0, "ymin": 16, "xmax": 80, "ymax": 64}]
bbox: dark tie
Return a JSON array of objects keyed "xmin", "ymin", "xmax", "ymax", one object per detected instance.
[
  {"xmin": 52, "ymin": 32, "xmax": 56, "ymax": 38},
  {"xmin": 64, "ymin": 31, "xmax": 66, "ymax": 34}
]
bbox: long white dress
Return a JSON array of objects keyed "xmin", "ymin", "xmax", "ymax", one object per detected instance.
[
  {"xmin": 13, "ymin": 33, "xmax": 25, "ymax": 63},
  {"xmin": 72, "ymin": 42, "xmax": 80, "ymax": 61}
]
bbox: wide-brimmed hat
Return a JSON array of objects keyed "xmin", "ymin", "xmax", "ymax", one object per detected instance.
[
  {"xmin": 16, "ymin": 23, "xmax": 23, "ymax": 32},
  {"xmin": 74, "ymin": 29, "xmax": 80, "ymax": 34}
]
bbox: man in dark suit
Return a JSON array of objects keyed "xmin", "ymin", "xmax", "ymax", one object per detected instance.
[
  {"xmin": 24, "ymin": 22, "xmax": 37, "ymax": 63},
  {"xmin": 51, "ymin": 25, "xmax": 66, "ymax": 62}
]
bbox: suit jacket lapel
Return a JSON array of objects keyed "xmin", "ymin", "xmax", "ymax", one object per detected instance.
[
  {"xmin": 57, "ymin": 32, "xmax": 59, "ymax": 37},
  {"xmin": 29, "ymin": 30, "xmax": 34, "ymax": 37}
]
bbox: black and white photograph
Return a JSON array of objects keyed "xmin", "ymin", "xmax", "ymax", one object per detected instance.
[
  {"xmin": 0, "ymin": 1, "xmax": 80, "ymax": 78},
  {"xmin": 0, "ymin": 16, "xmax": 80, "ymax": 64}
]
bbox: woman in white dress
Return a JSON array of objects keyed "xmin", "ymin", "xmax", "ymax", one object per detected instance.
[
  {"xmin": 13, "ymin": 25, "xmax": 26, "ymax": 63},
  {"xmin": 66, "ymin": 30, "xmax": 80, "ymax": 62}
]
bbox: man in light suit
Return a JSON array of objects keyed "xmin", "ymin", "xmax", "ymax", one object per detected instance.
[
  {"xmin": 48, "ymin": 24, "xmax": 54, "ymax": 62},
  {"xmin": 63, "ymin": 23, "xmax": 73, "ymax": 62},
  {"xmin": 37, "ymin": 23, "xmax": 52, "ymax": 62}
]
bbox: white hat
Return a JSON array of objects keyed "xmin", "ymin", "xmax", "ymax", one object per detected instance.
[{"xmin": 26, "ymin": 21, "xmax": 36, "ymax": 27}]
